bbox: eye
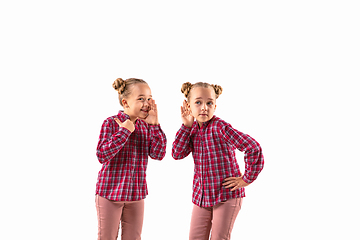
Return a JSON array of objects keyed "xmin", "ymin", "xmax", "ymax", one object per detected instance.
[
  {"xmin": 147, "ymin": 98, "xmax": 152, "ymax": 101},
  {"xmin": 195, "ymin": 101, "xmax": 201, "ymax": 105},
  {"xmin": 138, "ymin": 97, "xmax": 145, "ymax": 101},
  {"xmin": 207, "ymin": 102, "xmax": 213, "ymax": 106}
]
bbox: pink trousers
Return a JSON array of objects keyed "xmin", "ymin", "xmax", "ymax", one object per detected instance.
[
  {"xmin": 95, "ymin": 195, "xmax": 144, "ymax": 240},
  {"xmin": 189, "ymin": 198, "xmax": 243, "ymax": 240}
]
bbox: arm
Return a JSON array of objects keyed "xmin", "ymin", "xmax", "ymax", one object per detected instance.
[
  {"xmin": 148, "ymin": 125, "xmax": 167, "ymax": 160},
  {"xmin": 221, "ymin": 124, "xmax": 264, "ymax": 190},
  {"xmin": 96, "ymin": 118, "xmax": 132, "ymax": 164},
  {"xmin": 171, "ymin": 100, "xmax": 195, "ymax": 160},
  {"xmin": 172, "ymin": 124, "xmax": 192, "ymax": 160}
]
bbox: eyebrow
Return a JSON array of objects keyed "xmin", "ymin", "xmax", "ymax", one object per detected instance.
[
  {"xmin": 195, "ymin": 97, "xmax": 214, "ymax": 100},
  {"xmin": 137, "ymin": 94, "xmax": 152, "ymax": 97}
]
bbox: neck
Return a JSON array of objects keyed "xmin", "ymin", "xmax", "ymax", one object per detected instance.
[{"xmin": 124, "ymin": 110, "xmax": 137, "ymax": 123}]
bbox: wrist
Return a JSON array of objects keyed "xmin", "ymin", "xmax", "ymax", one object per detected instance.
[
  {"xmin": 241, "ymin": 176, "xmax": 251, "ymax": 185},
  {"xmin": 121, "ymin": 126, "xmax": 134, "ymax": 133},
  {"xmin": 183, "ymin": 123, "xmax": 192, "ymax": 128}
]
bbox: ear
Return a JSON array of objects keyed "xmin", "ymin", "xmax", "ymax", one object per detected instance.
[
  {"xmin": 186, "ymin": 101, "xmax": 191, "ymax": 110},
  {"xmin": 214, "ymin": 104, "xmax": 217, "ymax": 111},
  {"xmin": 122, "ymin": 99, "xmax": 129, "ymax": 108}
]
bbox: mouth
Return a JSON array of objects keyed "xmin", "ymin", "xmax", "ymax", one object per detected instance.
[
  {"xmin": 141, "ymin": 109, "xmax": 149, "ymax": 113},
  {"xmin": 199, "ymin": 114, "xmax": 208, "ymax": 117}
]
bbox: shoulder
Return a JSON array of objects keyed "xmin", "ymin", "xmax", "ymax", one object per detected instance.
[
  {"xmin": 211, "ymin": 116, "xmax": 232, "ymax": 130},
  {"xmin": 102, "ymin": 114, "xmax": 118, "ymax": 126}
]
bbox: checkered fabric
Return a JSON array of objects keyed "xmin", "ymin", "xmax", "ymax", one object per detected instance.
[
  {"xmin": 96, "ymin": 111, "xmax": 167, "ymax": 201},
  {"xmin": 172, "ymin": 116, "xmax": 264, "ymax": 207}
]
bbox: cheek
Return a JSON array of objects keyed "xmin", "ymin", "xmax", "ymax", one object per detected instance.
[
  {"xmin": 129, "ymin": 102, "xmax": 142, "ymax": 111},
  {"xmin": 135, "ymin": 102, "xmax": 144, "ymax": 109},
  {"xmin": 190, "ymin": 105, "xmax": 199, "ymax": 112}
]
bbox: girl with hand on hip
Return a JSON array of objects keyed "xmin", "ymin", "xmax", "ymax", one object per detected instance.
[
  {"xmin": 172, "ymin": 82, "xmax": 264, "ymax": 240},
  {"xmin": 95, "ymin": 78, "xmax": 167, "ymax": 240}
]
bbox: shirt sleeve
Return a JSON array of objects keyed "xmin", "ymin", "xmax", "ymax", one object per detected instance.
[
  {"xmin": 148, "ymin": 124, "xmax": 167, "ymax": 160},
  {"xmin": 172, "ymin": 124, "xmax": 192, "ymax": 160},
  {"xmin": 221, "ymin": 123, "xmax": 264, "ymax": 184},
  {"xmin": 96, "ymin": 118, "xmax": 132, "ymax": 164}
]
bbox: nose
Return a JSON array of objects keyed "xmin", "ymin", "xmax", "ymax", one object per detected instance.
[
  {"xmin": 201, "ymin": 103, "xmax": 207, "ymax": 111},
  {"xmin": 144, "ymin": 99, "xmax": 150, "ymax": 107}
]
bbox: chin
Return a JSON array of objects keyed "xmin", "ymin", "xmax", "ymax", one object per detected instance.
[{"xmin": 139, "ymin": 111, "xmax": 148, "ymax": 118}]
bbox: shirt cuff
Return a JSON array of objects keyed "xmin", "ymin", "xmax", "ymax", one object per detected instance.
[
  {"xmin": 115, "ymin": 127, "xmax": 132, "ymax": 136},
  {"xmin": 181, "ymin": 124, "xmax": 192, "ymax": 131},
  {"xmin": 149, "ymin": 124, "xmax": 161, "ymax": 130},
  {"xmin": 242, "ymin": 175, "xmax": 253, "ymax": 184}
]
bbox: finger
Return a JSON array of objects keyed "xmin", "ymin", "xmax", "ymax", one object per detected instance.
[
  {"xmin": 224, "ymin": 182, "xmax": 237, "ymax": 188},
  {"xmin": 114, "ymin": 118, "xmax": 121, "ymax": 124},
  {"xmin": 181, "ymin": 106, "xmax": 187, "ymax": 115},
  {"xmin": 225, "ymin": 183, "xmax": 237, "ymax": 189},
  {"xmin": 222, "ymin": 180, "xmax": 234, "ymax": 186},
  {"xmin": 224, "ymin": 177, "xmax": 238, "ymax": 181}
]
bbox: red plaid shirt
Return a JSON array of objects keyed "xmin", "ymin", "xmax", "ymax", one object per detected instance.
[
  {"xmin": 172, "ymin": 116, "xmax": 264, "ymax": 207},
  {"xmin": 96, "ymin": 111, "xmax": 167, "ymax": 201}
]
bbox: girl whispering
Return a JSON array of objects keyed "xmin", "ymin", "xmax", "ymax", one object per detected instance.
[
  {"xmin": 95, "ymin": 78, "xmax": 167, "ymax": 240},
  {"xmin": 172, "ymin": 82, "xmax": 264, "ymax": 240}
]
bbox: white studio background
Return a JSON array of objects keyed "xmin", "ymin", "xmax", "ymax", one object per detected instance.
[{"xmin": 0, "ymin": 1, "xmax": 359, "ymax": 239}]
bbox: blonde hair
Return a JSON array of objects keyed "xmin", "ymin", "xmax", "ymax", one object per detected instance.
[
  {"xmin": 113, "ymin": 78, "xmax": 148, "ymax": 106},
  {"xmin": 181, "ymin": 82, "xmax": 223, "ymax": 100}
]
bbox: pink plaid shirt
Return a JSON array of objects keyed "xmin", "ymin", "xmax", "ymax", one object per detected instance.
[
  {"xmin": 96, "ymin": 111, "xmax": 167, "ymax": 201},
  {"xmin": 172, "ymin": 116, "xmax": 264, "ymax": 207}
]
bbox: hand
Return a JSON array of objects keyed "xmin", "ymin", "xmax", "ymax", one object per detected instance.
[
  {"xmin": 115, "ymin": 118, "xmax": 135, "ymax": 132},
  {"xmin": 181, "ymin": 100, "xmax": 194, "ymax": 128},
  {"xmin": 222, "ymin": 174, "xmax": 250, "ymax": 191},
  {"xmin": 143, "ymin": 99, "xmax": 159, "ymax": 125}
]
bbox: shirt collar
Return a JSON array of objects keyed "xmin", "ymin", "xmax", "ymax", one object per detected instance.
[
  {"xmin": 196, "ymin": 115, "xmax": 216, "ymax": 129},
  {"xmin": 117, "ymin": 110, "xmax": 131, "ymax": 122}
]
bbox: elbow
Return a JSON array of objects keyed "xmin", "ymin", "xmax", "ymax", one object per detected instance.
[
  {"xmin": 96, "ymin": 155, "xmax": 105, "ymax": 164},
  {"xmin": 96, "ymin": 149, "xmax": 110, "ymax": 164},
  {"xmin": 157, "ymin": 152, "xmax": 167, "ymax": 161},
  {"xmin": 171, "ymin": 150, "xmax": 184, "ymax": 160},
  {"xmin": 252, "ymin": 142, "xmax": 263, "ymax": 157},
  {"xmin": 150, "ymin": 150, "xmax": 166, "ymax": 161}
]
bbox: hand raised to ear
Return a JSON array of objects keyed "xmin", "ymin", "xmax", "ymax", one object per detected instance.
[
  {"xmin": 181, "ymin": 100, "xmax": 194, "ymax": 128},
  {"xmin": 114, "ymin": 118, "xmax": 135, "ymax": 132}
]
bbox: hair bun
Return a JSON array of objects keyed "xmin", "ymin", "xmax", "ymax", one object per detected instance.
[
  {"xmin": 113, "ymin": 78, "xmax": 126, "ymax": 94},
  {"xmin": 212, "ymin": 84, "xmax": 223, "ymax": 98},
  {"xmin": 181, "ymin": 82, "xmax": 193, "ymax": 98}
]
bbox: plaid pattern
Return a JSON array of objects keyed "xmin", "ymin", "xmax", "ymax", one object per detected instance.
[
  {"xmin": 96, "ymin": 111, "xmax": 167, "ymax": 201},
  {"xmin": 172, "ymin": 116, "xmax": 264, "ymax": 207}
]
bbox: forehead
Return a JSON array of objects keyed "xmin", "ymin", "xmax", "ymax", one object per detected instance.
[
  {"xmin": 191, "ymin": 87, "xmax": 215, "ymax": 100},
  {"xmin": 129, "ymin": 83, "xmax": 151, "ymax": 96}
]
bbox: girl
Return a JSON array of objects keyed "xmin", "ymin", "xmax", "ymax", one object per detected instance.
[
  {"xmin": 96, "ymin": 78, "xmax": 167, "ymax": 240},
  {"xmin": 172, "ymin": 82, "xmax": 264, "ymax": 240}
]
